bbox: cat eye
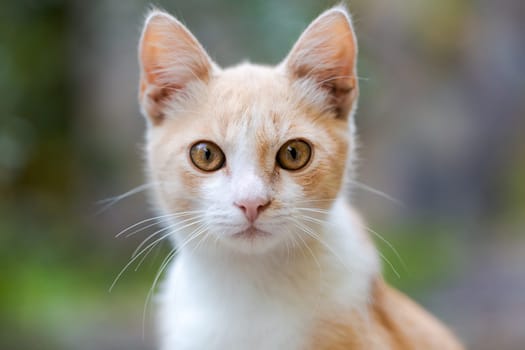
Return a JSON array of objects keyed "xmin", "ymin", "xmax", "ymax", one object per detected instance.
[
  {"xmin": 276, "ymin": 139, "xmax": 312, "ymax": 171},
  {"xmin": 190, "ymin": 141, "xmax": 225, "ymax": 172}
]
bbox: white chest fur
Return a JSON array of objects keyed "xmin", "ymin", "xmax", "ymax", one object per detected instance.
[
  {"xmin": 157, "ymin": 199, "xmax": 379, "ymax": 350},
  {"xmin": 159, "ymin": 258, "xmax": 313, "ymax": 350}
]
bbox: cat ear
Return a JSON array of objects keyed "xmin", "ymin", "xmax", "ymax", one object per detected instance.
[
  {"xmin": 283, "ymin": 6, "xmax": 358, "ymax": 119},
  {"xmin": 138, "ymin": 10, "xmax": 215, "ymax": 125}
]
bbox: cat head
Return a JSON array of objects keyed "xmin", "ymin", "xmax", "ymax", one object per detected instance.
[{"xmin": 138, "ymin": 6, "xmax": 359, "ymax": 254}]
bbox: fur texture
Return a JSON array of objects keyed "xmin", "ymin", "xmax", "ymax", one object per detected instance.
[{"xmin": 136, "ymin": 5, "xmax": 464, "ymax": 350}]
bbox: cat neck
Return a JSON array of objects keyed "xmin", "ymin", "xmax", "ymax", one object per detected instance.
[
  {"xmin": 160, "ymin": 197, "xmax": 380, "ymax": 349},
  {"xmin": 172, "ymin": 196, "xmax": 380, "ymax": 310}
]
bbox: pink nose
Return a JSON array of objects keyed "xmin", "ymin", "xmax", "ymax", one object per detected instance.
[{"xmin": 234, "ymin": 198, "xmax": 271, "ymax": 222}]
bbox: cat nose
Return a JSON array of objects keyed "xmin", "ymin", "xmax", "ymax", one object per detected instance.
[{"xmin": 234, "ymin": 197, "xmax": 271, "ymax": 223}]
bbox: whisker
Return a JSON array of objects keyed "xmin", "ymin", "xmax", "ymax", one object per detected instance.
[
  {"xmin": 349, "ymin": 180, "xmax": 404, "ymax": 206},
  {"xmin": 142, "ymin": 224, "xmax": 209, "ymax": 337},
  {"xmin": 290, "ymin": 218, "xmax": 352, "ymax": 274},
  {"xmin": 295, "ymin": 207, "xmax": 330, "ymax": 214},
  {"xmin": 284, "ymin": 231, "xmax": 293, "ymax": 264},
  {"xmin": 131, "ymin": 216, "xmax": 205, "ymax": 258},
  {"xmin": 134, "ymin": 239, "xmax": 163, "ymax": 272},
  {"xmin": 296, "ymin": 214, "xmax": 331, "ymax": 226},
  {"xmin": 296, "ymin": 211, "xmax": 406, "ymax": 276},
  {"xmin": 294, "ymin": 231, "xmax": 321, "ymax": 272},
  {"xmin": 378, "ymin": 251, "xmax": 401, "ymax": 279},
  {"xmin": 190, "ymin": 230, "xmax": 211, "ymax": 255},
  {"xmin": 131, "ymin": 226, "xmax": 173, "ymax": 265},
  {"xmin": 96, "ymin": 182, "xmax": 160, "ymax": 214},
  {"xmin": 292, "ymin": 233, "xmax": 307, "ymax": 261},
  {"xmin": 295, "ymin": 198, "xmax": 337, "ymax": 204},
  {"xmin": 109, "ymin": 219, "xmax": 205, "ymax": 292},
  {"xmin": 131, "ymin": 218, "xmax": 206, "ymax": 262},
  {"xmin": 124, "ymin": 220, "xmax": 165, "ymax": 239},
  {"xmin": 362, "ymin": 225, "xmax": 407, "ymax": 271},
  {"xmin": 142, "ymin": 247, "xmax": 177, "ymax": 339},
  {"xmin": 115, "ymin": 211, "xmax": 205, "ymax": 238},
  {"xmin": 291, "ymin": 230, "xmax": 325, "ymax": 315},
  {"xmin": 174, "ymin": 224, "xmax": 208, "ymax": 253}
]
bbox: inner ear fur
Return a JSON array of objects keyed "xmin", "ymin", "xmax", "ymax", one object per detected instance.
[
  {"xmin": 138, "ymin": 10, "xmax": 215, "ymax": 125},
  {"xmin": 284, "ymin": 7, "xmax": 359, "ymax": 119}
]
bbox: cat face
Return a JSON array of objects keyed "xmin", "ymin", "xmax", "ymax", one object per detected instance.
[{"xmin": 139, "ymin": 7, "xmax": 359, "ymax": 254}]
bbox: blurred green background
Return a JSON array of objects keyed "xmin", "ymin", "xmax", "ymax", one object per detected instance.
[{"xmin": 1, "ymin": 0, "xmax": 524, "ymax": 349}]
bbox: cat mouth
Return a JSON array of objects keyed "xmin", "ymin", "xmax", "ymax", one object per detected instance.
[{"xmin": 232, "ymin": 227, "xmax": 271, "ymax": 239}]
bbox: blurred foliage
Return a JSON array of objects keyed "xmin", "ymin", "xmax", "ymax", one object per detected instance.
[
  {"xmin": 0, "ymin": 0, "xmax": 72, "ymax": 189},
  {"xmin": 378, "ymin": 222, "xmax": 464, "ymax": 293}
]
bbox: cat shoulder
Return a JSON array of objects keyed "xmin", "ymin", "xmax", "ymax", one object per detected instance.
[{"xmin": 309, "ymin": 279, "xmax": 464, "ymax": 349}]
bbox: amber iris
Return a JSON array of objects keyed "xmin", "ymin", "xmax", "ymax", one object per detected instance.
[
  {"xmin": 190, "ymin": 141, "xmax": 225, "ymax": 172},
  {"xmin": 276, "ymin": 139, "xmax": 312, "ymax": 171}
]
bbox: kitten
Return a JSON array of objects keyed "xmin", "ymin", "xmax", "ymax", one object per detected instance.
[{"xmin": 137, "ymin": 5, "xmax": 463, "ymax": 350}]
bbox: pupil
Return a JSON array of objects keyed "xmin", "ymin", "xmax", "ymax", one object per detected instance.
[
  {"xmin": 288, "ymin": 146, "xmax": 297, "ymax": 160},
  {"xmin": 204, "ymin": 148, "xmax": 211, "ymax": 160}
]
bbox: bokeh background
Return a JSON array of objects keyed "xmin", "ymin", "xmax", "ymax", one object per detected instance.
[{"xmin": 1, "ymin": 0, "xmax": 524, "ymax": 349}]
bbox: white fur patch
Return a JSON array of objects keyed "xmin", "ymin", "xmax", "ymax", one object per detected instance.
[{"xmin": 157, "ymin": 197, "xmax": 379, "ymax": 350}]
